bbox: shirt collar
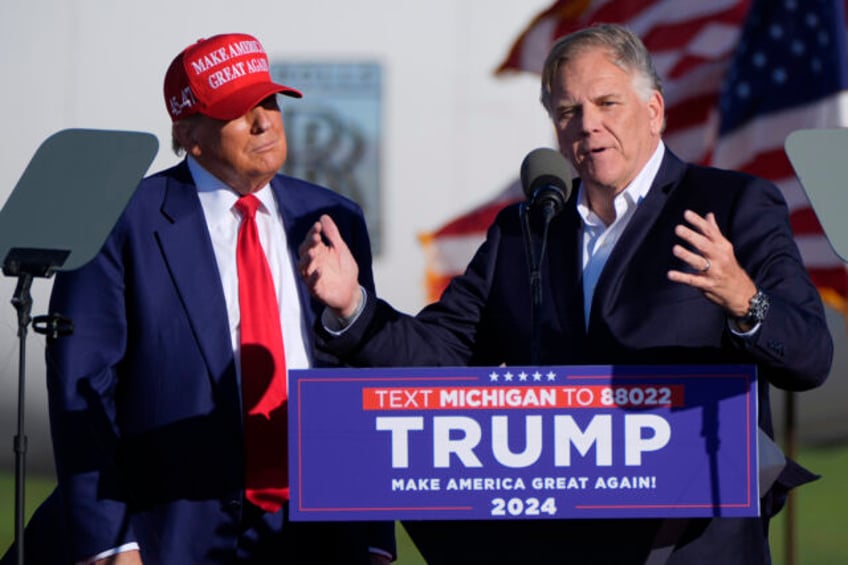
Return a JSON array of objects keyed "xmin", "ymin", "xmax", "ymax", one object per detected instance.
[
  {"xmin": 576, "ymin": 141, "xmax": 666, "ymax": 227},
  {"xmin": 187, "ymin": 156, "xmax": 274, "ymax": 218}
]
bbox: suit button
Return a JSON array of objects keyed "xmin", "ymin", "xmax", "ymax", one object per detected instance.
[{"xmin": 767, "ymin": 340, "xmax": 785, "ymax": 357}]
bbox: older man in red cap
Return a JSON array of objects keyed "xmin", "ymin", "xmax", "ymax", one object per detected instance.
[{"xmin": 8, "ymin": 33, "xmax": 394, "ymax": 564}]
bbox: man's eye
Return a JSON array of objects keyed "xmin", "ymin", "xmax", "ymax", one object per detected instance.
[{"xmin": 558, "ymin": 108, "xmax": 577, "ymax": 120}]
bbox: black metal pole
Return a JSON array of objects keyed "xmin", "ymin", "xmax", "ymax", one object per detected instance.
[
  {"xmin": 784, "ymin": 390, "xmax": 797, "ymax": 565},
  {"xmin": 2, "ymin": 248, "xmax": 72, "ymax": 564},
  {"xmin": 520, "ymin": 203, "xmax": 542, "ymax": 366},
  {"xmin": 11, "ymin": 272, "xmax": 34, "ymax": 565}
]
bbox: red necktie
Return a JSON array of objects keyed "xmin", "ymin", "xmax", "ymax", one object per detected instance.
[{"xmin": 235, "ymin": 194, "xmax": 288, "ymax": 512}]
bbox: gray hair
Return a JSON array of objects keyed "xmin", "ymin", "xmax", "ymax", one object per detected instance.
[{"xmin": 540, "ymin": 23, "xmax": 663, "ymax": 116}]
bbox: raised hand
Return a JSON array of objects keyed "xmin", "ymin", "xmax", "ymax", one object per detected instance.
[
  {"xmin": 667, "ymin": 210, "xmax": 757, "ymax": 319},
  {"xmin": 298, "ymin": 214, "xmax": 362, "ymax": 319}
]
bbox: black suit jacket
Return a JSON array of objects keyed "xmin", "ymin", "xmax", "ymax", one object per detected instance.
[{"xmin": 320, "ymin": 150, "xmax": 832, "ymax": 564}]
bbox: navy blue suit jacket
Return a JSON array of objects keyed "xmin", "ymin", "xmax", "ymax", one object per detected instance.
[
  {"xmin": 40, "ymin": 161, "xmax": 393, "ymax": 563},
  {"xmin": 320, "ymin": 150, "xmax": 832, "ymax": 564}
]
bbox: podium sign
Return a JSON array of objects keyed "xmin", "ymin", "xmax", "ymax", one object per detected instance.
[{"xmin": 288, "ymin": 364, "xmax": 758, "ymax": 521}]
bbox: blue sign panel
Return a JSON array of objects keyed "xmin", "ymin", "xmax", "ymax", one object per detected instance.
[{"xmin": 288, "ymin": 365, "xmax": 758, "ymax": 521}]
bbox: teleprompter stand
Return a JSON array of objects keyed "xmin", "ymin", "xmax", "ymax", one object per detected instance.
[
  {"xmin": 4, "ymin": 248, "xmax": 71, "ymax": 565},
  {"xmin": 0, "ymin": 129, "xmax": 158, "ymax": 565}
]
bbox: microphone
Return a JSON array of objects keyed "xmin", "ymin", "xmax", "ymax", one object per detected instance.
[
  {"xmin": 520, "ymin": 147, "xmax": 572, "ymax": 218},
  {"xmin": 518, "ymin": 147, "xmax": 572, "ymax": 365}
]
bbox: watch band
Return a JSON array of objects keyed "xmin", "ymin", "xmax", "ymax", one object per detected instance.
[{"xmin": 740, "ymin": 288, "xmax": 770, "ymax": 326}]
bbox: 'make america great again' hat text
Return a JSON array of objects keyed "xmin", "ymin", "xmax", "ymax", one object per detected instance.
[{"xmin": 164, "ymin": 33, "xmax": 302, "ymax": 122}]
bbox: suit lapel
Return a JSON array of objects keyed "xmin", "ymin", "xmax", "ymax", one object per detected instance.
[
  {"xmin": 270, "ymin": 177, "xmax": 319, "ymax": 332},
  {"xmin": 588, "ymin": 152, "xmax": 687, "ymax": 330},
  {"xmin": 156, "ymin": 163, "xmax": 235, "ymax": 386},
  {"xmin": 547, "ymin": 203, "xmax": 588, "ymax": 341}
]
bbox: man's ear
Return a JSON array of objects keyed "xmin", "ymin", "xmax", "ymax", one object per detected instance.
[{"xmin": 648, "ymin": 90, "xmax": 666, "ymax": 137}]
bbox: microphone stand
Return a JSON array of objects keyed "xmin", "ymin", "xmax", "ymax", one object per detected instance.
[
  {"xmin": 4, "ymin": 247, "xmax": 72, "ymax": 565},
  {"xmin": 520, "ymin": 201, "xmax": 558, "ymax": 365}
]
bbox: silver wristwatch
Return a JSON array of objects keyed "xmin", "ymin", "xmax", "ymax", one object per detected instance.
[{"xmin": 739, "ymin": 289, "xmax": 769, "ymax": 326}]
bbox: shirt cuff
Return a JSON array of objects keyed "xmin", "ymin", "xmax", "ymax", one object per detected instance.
[
  {"xmin": 321, "ymin": 286, "xmax": 367, "ymax": 335},
  {"xmin": 369, "ymin": 546, "xmax": 394, "ymax": 561},
  {"xmin": 728, "ymin": 318, "xmax": 761, "ymax": 337},
  {"xmin": 78, "ymin": 542, "xmax": 140, "ymax": 565}
]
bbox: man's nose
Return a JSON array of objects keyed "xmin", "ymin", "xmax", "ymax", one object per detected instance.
[
  {"xmin": 250, "ymin": 107, "xmax": 273, "ymax": 132},
  {"xmin": 578, "ymin": 105, "xmax": 603, "ymax": 133}
]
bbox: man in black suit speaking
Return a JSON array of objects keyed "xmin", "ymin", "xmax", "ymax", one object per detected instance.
[{"xmin": 299, "ymin": 23, "xmax": 832, "ymax": 564}]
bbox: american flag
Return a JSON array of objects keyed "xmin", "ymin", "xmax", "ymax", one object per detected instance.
[{"xmin": 421, "ymin": 0, "xmax": 848, "ymax": 309}]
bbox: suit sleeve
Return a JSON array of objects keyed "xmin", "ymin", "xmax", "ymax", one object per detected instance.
[
  {"xmin": 45, "ymin": 221, "xmax": 137, "ymax": 561},
  {"xmin": 728, "ymin": 176, "xmax": 833, "ymax": 390},
  {"xmin": 347, "ymin": 203, "xmax": 376, "ymax": 296},
  {"xmin": 317, "ymin": 216, "xmax": 504, "ymax": 368}
]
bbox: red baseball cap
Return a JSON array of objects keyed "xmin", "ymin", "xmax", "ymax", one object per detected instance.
[{"xmin": 164, "ymin": 33, "xmax": 302, "ymax": 122}]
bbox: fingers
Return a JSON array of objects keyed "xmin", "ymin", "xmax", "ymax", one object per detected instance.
[
  {"xmin": 295, "ymin": 214, "xmax": 361, "ymax": 313},
  {"xmin": 671, "ymin": 244, "xmax": 710, "ymax": 274},
  {"xmin": 296, "ymin": 215, "xmax": 357, "ymax": 307},
  {"xmin": 667, "ymin": 210, "xmax": 755, "ymax": 314},
  {"xmin": 672, "ymin": 210, "xmax": 724, "ymax": 273},
  {"xmin": 297, "ymin": 222, "xmax": 322, "ymax": 273},
  {"xmin": 674, "ymin": 211, "xmax": 710, "ymax": 252},
  {"xmin": 297, "ymin": 215, "xmax": 346, "ymax": 263},
  {"xmin": 298, "ymin": 220, "xmax": 323, "ymax": 253},
  {"xmin": 667, "ymin": 210, "xmax": 714, "ymax": 286},
  {"xmin": 318, "ymin": 214, "xmax": 344, "ymax": 248}
]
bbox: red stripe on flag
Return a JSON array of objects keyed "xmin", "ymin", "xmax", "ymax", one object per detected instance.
[
  {"xmin": 735, "ymin": 149, "xmax": 798, "ymax": 182},
  {"xmin": 791, "ymin": 207, "xmax": 827, "ymax": 236},
  {"xmin": 432, "ymin": 199, "xmax": 519, "ymax": 238},
  {"xmin": 664, "ymin": 94, "xmax": 719, "ymax": 133}
]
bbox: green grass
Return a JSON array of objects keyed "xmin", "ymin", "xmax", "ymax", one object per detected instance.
[
  {"xmin": 0, "ymin": 469, "xmax": 57, "ymax": 558},
  {"xmin": 3, "ymin": 444, "xmax": 846, "ymax": 563},
  {"xmin": 769, "ymin": 443, "xmax": 848, "ymax": 565}
]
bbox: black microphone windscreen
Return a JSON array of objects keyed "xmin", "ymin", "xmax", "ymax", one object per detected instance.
[{"xmin": 520, "ymin": 148, "xmax": 573, "ymax": 202}]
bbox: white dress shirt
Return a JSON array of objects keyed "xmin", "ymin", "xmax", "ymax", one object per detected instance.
[
  {"xmin": 193, "ymin": 158, "xmax": 393, "ymax": 561},
  {"xmin": 579, "ymin": 142, "xmax": 665, "ymax": 327},
  {"xmin": 191, "ymin": 156, "xmax": 312, "ymax": 374}
]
